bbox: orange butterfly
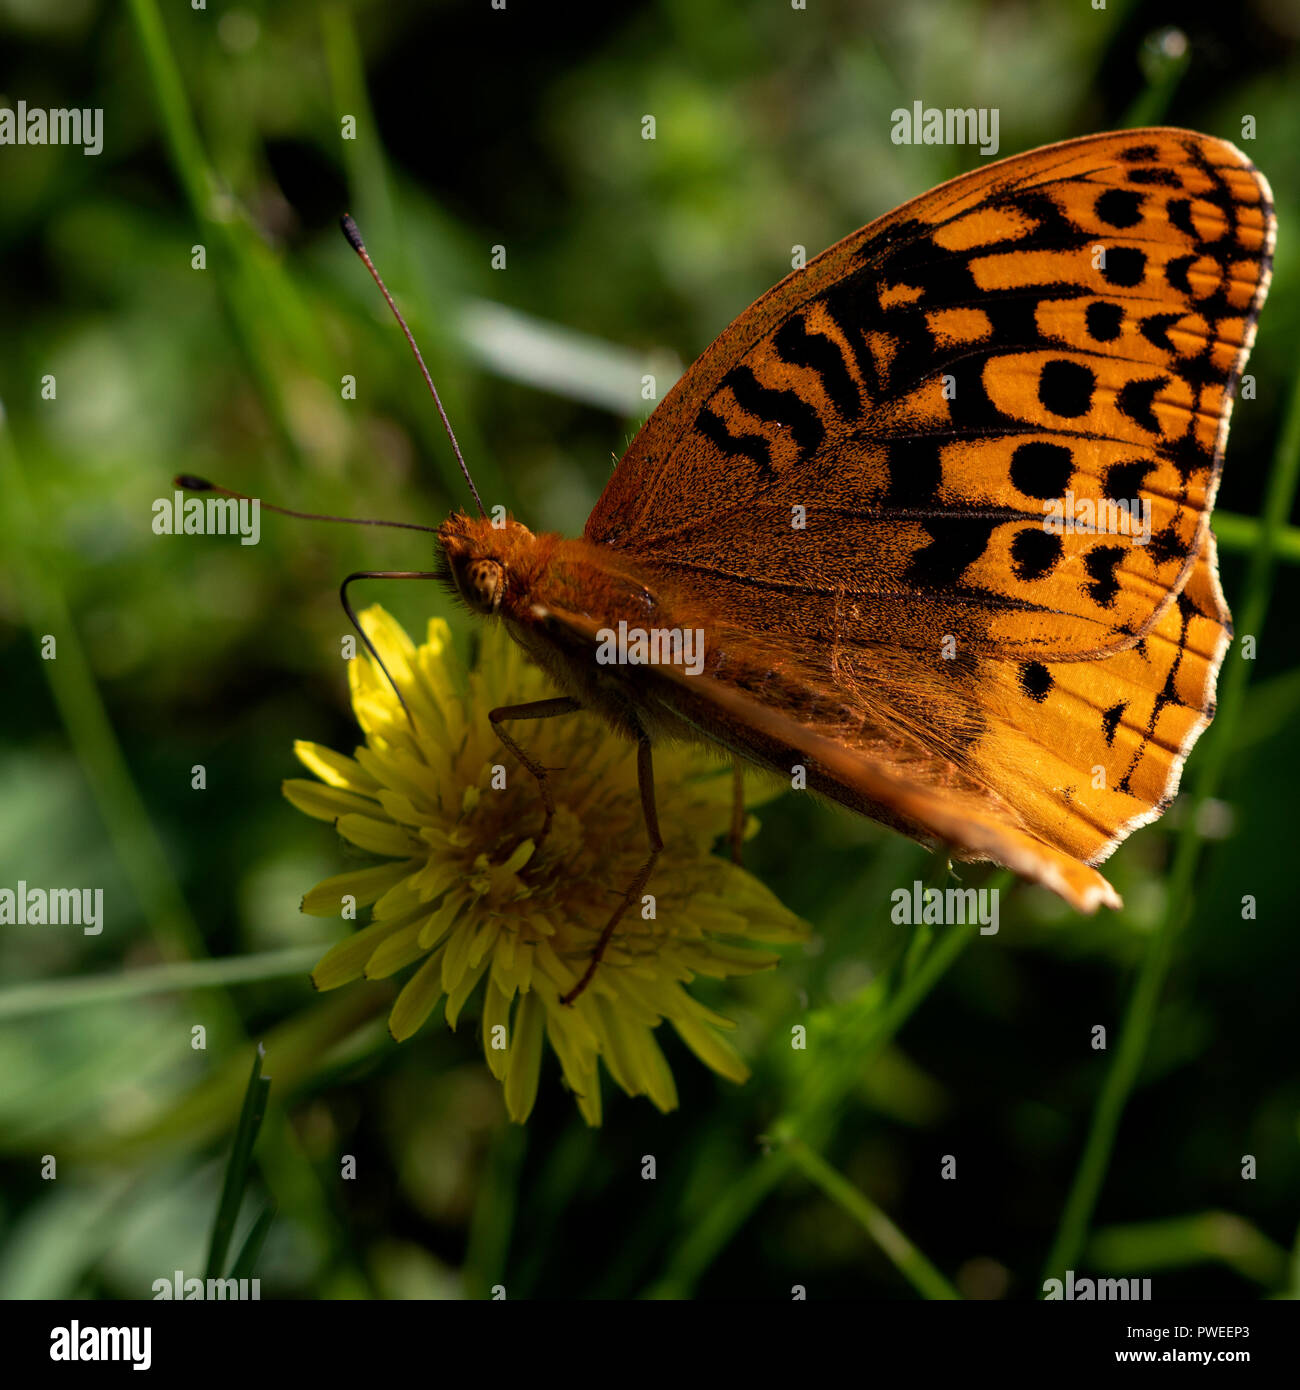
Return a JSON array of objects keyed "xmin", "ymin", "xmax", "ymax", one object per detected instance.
[{"xmin": 194, "ymin": 128, "xmax": 1277, "ymax": 1001}]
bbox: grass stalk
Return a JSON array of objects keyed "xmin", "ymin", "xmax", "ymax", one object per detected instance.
[
  {"xmin": 778, "ymin": 1133, "xmax": 961, "ymax": 1299},
  {"xmin": 0, "ymin": 947, "xmax": 331, "ymax": 1021}
]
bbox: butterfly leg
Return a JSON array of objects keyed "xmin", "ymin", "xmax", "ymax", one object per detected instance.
[
  {"xmin": 729, "ymin": 759, "xmax": 745, "ymax": 865},
  {"xmin": 488, "ymin": 697, "xmax": 582, "ymax": 842},
  {"xmin": 561, "ymin": 731, "xmax": 663, "ymax": 1005}
]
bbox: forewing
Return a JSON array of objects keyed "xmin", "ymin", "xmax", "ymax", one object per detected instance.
[{"xmin": 587, "ymin": 129, "xmax": 1273, "ymax": 663}]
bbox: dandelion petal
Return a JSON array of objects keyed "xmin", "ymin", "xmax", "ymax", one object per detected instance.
[
  {"xmin": 504, "ymin": 991, "xmax": 545, "ymax": 1123},
  {"xmin": 389, "ymin": 947, "xmax": 447, "ymax": 1042}
]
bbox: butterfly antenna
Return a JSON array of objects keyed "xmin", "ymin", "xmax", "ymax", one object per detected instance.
[
  {"xmin": 172, "ymin": 475, "xmax": 441, "ymax": 733},
  {"xmin": 340, "ymin": 214, "xmax": 487, "ymax": 519},
  {"xmin": 171, "ymin": 475, "xmax": 441, "ymax": 535}
]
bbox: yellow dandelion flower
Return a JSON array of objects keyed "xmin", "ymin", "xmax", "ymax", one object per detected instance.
[{"xmin": 284, "ymin": 604, "xmax": 807, "ymax": 1125}]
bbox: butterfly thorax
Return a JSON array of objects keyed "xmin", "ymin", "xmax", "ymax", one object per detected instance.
[{"xmin": 439, "ymin": 514, "xmax": 688, "ymax": 736}]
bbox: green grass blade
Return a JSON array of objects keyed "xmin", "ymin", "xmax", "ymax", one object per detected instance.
[
  {"xmin": 1213, "ymin": 512, "xmax": 1300, "ymax": 564},
  {"xmin": 1123, "ymin": 27, "xmax": 1191, "ymax": 127},
  {"xmin": 777, "ymin": 1132, "xmax": 961, "ymax": 1299},
  {"xmin": 127, "ymin": 0, "xmax": 324, "ymax": 462},
  {"xmin": 1, "ymin": 426, "xmax": 206, "ymax": 965},
  {"xmin": 64, "ymin": 990, "xmax": 387, "ymax": 1164},
  {"xmin": 1088, "ymin": 1211, "xmax": 1289, "ymax": 1287},
  {"xmin": 0, "ymin": 947, "xmax": 330, "ymax": 1021},
  {"xmin": 463, "ymin": 1124, "xmax": 527, "ymax": 1300},
  {"xmin": 229, "ymin": 1202, "xmax": 277, "ymax": 1282},
  {"xmin": 205, "ymin": 1045, "xmax": 271, "ymax": 1281}
]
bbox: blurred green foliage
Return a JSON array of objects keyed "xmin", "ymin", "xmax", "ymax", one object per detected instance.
[{"xmin": 1, "ymin": 0, "xmax": 1298, "ymax": 1300}]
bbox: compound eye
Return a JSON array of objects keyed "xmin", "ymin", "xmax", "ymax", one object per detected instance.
[{"xmin": 463, "ymin": 559, "xmax": 504, "ymax": 613}]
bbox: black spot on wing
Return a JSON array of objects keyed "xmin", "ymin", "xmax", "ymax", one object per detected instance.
[
  {"xmin": 1095, "ymin": 188, "xmax": 1143, "ymax": 228},
  {"xmin": 1019, "ymin": 660, "xmax": 1053, "ymax": 702},
  {"xmin": 1085, "ymin": 300, "xmax": 1123, "ymax": 342},
  {"xmin": 1146, "ymin": 524, "xmax": 1184, "ymax": 567},
  {"xmin": 1103, "ymin": 458, "xmax": 1153, "ymax": 501},
  {"xmin": 1100, "ymin": 701, "xmax": 1127, "ymax": 745},
  {"xmin": 1102, "ymin": 247, "xmax": 1147, "ymax": 287},
  {"xmin": 1011, "ymin": 440, "xmax": 1074, "ymax": 499},
  {"xmin": 1011, "ymin": 526, "xmax": 1063, "ymax": 581},
  {"xmin": 1039, "ymin": 360, "xmax": 1095, "ymax": 418},
  {"xmin": 1138, "ymin": 313, "xmax": 1184, "ymax": 353},
  {"xmin": 884, "ymin": 437, "xmax": 942, "ymax": 507},
  {"xmin": 1127, "ymin": 167, "xmax": 1182, "ymax": 188},
  {"xmin": 1165, "ymin": 431, "xmax": 1212, "ymax": 485},
  {"xmin": 1165, "ymin": 254, "xmax": 1195, "ymax": 295},
  {"xmin": 1166, "ymin": 198, "xmax": 1196, "ymax": 238},
  {"xmin": 1083, "ymin": 545, "xmax": 1126, "ymax": 608},
  {"xmin": 905, "ymin": 515, "xmax": 1000, "ymax": 589},
  {"xmin": 1116, "ymin": 376, "xmax": 1169, "ymax": 433}
]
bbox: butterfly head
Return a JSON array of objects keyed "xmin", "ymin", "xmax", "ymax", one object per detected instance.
[{"xmin": 437, "ymin": 511, "xmax": 538, "ymax": 616}]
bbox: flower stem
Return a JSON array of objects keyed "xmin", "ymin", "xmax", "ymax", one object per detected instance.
[
  {"xmin": 778, "ymin": 1132, "xmax": 961, "ymax": 1299},
  {"xmin": 463, "ymin": 1124, "xmax": 527, "ymax": 1299}
]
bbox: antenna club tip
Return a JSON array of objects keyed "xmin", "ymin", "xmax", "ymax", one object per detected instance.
[
  {"xmin": 340, "ymin": 214, "xmax": 365, "ymax": 252},
  {"xmin": 174, "ymin": 474, "xmax": 213, "ymax": 491}
]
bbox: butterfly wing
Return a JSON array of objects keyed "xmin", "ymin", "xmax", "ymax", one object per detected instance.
[
  {"xmin": 580, "ymin": 129, "xmax": 1272, "ymax": 896},
  {"xmin": 968, "ymin": 527, "xmax": 1230, "ymax": 867},
  {"xmin": 529, "ymin": 526, "xmax": 1226, "ymax": 909},
  {"xmin": 530, "ymin": 600, "xmax": 1120, "ymax": 911},
  {"xmin": 587, "ymin": 129, "xmax": 1271, "ymax": 662}
]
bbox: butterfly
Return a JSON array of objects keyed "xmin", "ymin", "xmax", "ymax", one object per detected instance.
[{"xmin": 191, "ymin": 128, "xmax": 1275, "ymax": 1002}]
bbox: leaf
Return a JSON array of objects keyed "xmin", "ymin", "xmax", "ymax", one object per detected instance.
[{"xmin": 205, "ymin": 1044, "xmax": 270, "ymax": 1281}]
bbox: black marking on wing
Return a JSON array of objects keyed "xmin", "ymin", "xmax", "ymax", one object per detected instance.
[
  {"xmin": 773, "ymin": 314, "xmax": 861, "ymax": 422},
  {"xmin": 722, "ymin": 365, "xmax": 825, "ymax": 455},
  {"xmin": 695, "ymin": 405, "xmax": 774, "ymax": 476}
]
